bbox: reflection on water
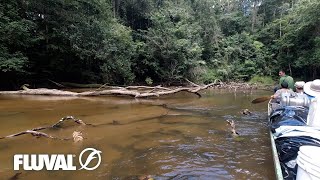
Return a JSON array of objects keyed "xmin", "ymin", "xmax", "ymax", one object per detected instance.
[{"xmin": 0, "ymin": 90, "xmax": 274, "ymax": 179}]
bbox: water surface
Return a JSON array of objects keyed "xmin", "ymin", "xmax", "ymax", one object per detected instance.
[{"xmin": 0, "ymin": 89, "xmax": 274, "ymax": 179}]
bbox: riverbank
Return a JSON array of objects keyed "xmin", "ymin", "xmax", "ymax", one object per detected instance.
[
  {"xmin": 55, "ymin": 81, "xmax": 273, "ymax": 91},
  {"xmin": 0, "ymin": 81, "xmax": 273, "ymax": 94},
  {"xmin": 0, "ymin": 81, "xmax": 272, "ymax": 99},
  {"xmin": 209, "ymin": 82, "xmax": 273, "ymax": 91}
]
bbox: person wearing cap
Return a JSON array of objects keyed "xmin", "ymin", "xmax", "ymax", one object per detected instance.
[
  {"xmin": 294, "ymin": 81, "xmax": 309, "ymax": 100},
  {"xmin": 271, "ymin": 81, "xmax": 295, "ymax": 99},
  {"xmin": 295, "ymin": 81, "xmax": 305, "ymax": 94},
  {"xmin": 303, "ymin": 79, "xmax": 320, "ymax": 99}
]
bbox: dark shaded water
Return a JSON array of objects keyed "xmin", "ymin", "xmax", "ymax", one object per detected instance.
[{"xmin": 0, "ymin": 89, "xmax": 274, "ymax": 179}]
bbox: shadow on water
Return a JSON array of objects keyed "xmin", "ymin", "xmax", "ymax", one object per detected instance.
[{"xmin": 0, "ymin": 89, "xmax": 274, "ymax": 180}]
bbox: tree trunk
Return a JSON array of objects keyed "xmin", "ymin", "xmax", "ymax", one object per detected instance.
[
  {"xmin": 289, "ymin": 63, "xmax": 292, "ymax": 76},
  {"xmin": 288, "ymin": 49, "xmax": 292, "ymax": 76},
  {"xmin": 280, "ymin": 12, "xmax": 282, "ymax": 38},
  {"xmin": 112, "ymin": 0, "xmax": 116, "ymax": 17},
  {"xmin": 251, "ymin": 0, "xmax": 259, "ymax": 32}
]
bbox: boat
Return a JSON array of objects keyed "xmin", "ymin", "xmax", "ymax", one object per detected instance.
[
  {"xmin": 267, "ymin": 96, "xmax": 320, "ymax": 180},
  {"xmin": 268, "ymin": 100, "xmax": 284, "ymax": 180}
]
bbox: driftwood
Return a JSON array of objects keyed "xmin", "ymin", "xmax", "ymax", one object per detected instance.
[
  {"xmin": 0, "ymin": 80, "xmax": 222, "ymax": 98},
  {"xmin": 0, "ymin": 116, "xmax": 86, "ymax": 141},
  {"xmin": 226, "ymin": 119, "xmax": 239, "ymax": 136}
]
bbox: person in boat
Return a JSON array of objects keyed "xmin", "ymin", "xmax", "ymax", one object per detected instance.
[
  {"xmin": 274, "ymin": 70, "xmax": 295, "ymax": 92},
  {"xmin": 304, "ymin": 80, "xmax": 320, "ymax": 127},
  {"xmin": 294, "ymin": 81, "xmax": 308, "ymax": 98},
  {"xmin": 303, "ymin": 79, "xmax": 320, "ymax": 99},
  {"xmin": 271, "ymin": 81, "xmax": 295, "ymax": 100},
  {"xmin": 292, "ymin": 81, "xmax": 310, "ymax": 107}
]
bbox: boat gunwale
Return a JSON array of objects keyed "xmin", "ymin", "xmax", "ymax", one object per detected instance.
[{"xmin": 268, "ymin": 100, "xmax": 284, "ymax": 180}]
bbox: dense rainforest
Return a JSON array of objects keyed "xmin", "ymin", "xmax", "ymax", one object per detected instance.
[{"xmin": 0, "ymin": 0, "xmax": 319, "ymax": 89}]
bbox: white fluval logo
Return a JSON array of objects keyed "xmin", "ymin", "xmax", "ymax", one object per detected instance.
[
  {"xmin": 79, "ymin": 148, "xmax": 102, "ymax": 170},
  {"xmin": 14, "ymin": 148, "xmax": 101, "ymax": 171},
  {"xmin": 14, "ymin": 154, "xmax": 77, "ymax": 171}
]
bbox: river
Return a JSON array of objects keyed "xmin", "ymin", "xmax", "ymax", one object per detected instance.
[{"xmin": 0, "ymin": 89, "xmax": 274, "ymax": 179}]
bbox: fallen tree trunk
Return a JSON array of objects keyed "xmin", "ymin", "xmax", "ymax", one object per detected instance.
[{"xmin": 0, "ymin": 80, "xmax": 222, "ymax": 98}]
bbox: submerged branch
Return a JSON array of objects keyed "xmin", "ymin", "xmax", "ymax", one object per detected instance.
[
  {"xmin": 226, "ymin": 119, "xmax": 239, "ymax": 136},
  {"xmin": 0, "ymin": 116, "xmax": 86, "ymax": 141},
  {"xmin": 51, "ymin": 116, "xmax": 89, "ymax": 127}
]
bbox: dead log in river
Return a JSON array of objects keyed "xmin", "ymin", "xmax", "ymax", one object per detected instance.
[{"xmin": 0, "ymin": 80, "xmax": 222, "ymax": 98}]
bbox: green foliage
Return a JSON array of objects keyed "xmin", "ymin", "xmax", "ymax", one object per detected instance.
[
  {"xmin": 0, "ymin": 1, "xmax": 36, "ymax": 74},
  {"xmin": 249, "ymin": 75, "xmax": 275, "ymax": 85},
  {"xmin": 0, "ymin": 49, "xmax": 27, "ymax": 73},
  {"xmin": 137, "ymin": 1, "xmax": 203, "ymax": 83},
  {"xmin": 219, "ymin": 12, "xmax": 250, "ymax": 36},
  {"xmin": 207, "ymin": 33, "xmax": 272, "ymax": 81},
  {"xmin": 0, "ymin": 0, "xmax": 318, "ymax": 88},
  {"xmin": 258, "ymin": 0, "xmax": 320, "ymax": 79},
  {"xmin": 99, "ymin": 21, "xmax": 136, "ymax": 84},
  {"xmin": 198, "ymin": 68, "xmax": 220, "ymax": 84},
  {"xmin": 145, "ymin": 77, "xmax": 153, "ymax": 85}
]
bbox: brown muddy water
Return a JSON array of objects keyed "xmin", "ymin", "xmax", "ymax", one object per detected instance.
[{"xmin": 0, "ymin": 89, "xmax": 274, "ymax": 180}]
